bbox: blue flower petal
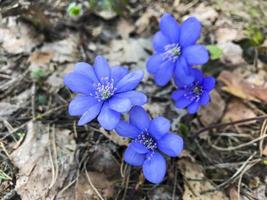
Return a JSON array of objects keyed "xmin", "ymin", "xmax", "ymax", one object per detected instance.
[
  {"xmin": 116, "ymin": 70, "xmax": 144, "ymax": 93},
  {"xmin": 179, "ymin": 17, "xmax": 201, "ymax": 47},
  {"xmin": 124, "ymin": 145, "xmax": 145, "ymax": 167},
  {"xmin": 203, "ymin": 77, "xmax": 215, "ymax": 91},
  {"xmin": 129, "ymin": 106, "xmax": 150, "ymax": 131},
  {"xmin": 160, "ymin": 13, "xmax": 180, "ymax": 43},
  {"xmin": 147, "ymin": 54, "xmax": 163, "ymax": 74},
  {"xmin": 143, "ymin": 152, "xmax": 166, "ymax": 184},
  {"xmin": 154, "ymin": 61, "xmax": 174, "ymax": 86},
  {"xmin": 115, "ymin": 121, "xmax": 140, "ymax": 138},
  {"xmin": 158, "ymin": 133, "xmax": 183, "ymax": 157},
  {"xmin": 171, "ymin": 90, "xmax": 186, "ymax": 101},
  {"xmin": 149, "ymin": 116, "xmax": 170, "ymax": 140},
  {"xmin": 109, "ymin": 96, "xmax": 132, "ymax": 113},
  {"xmin": 97, "ymin": 103, "xmax": 120, "ymax": 130},
  {"xmin": 183, "ymin": 45, "xmax": 209, "ymax": 66},
  {"xmin": 94, "ymin": 56, "xmax": 111, "ymax": 82},
  {"xmin": 200, "ymin": 92, "xmax": 210, "ymax": 105},
  {"xmin": 131, "ymin": 141, "xmax": 149, "ymax": 154},
  {"xmin": 175, "ymin": 98, "xmax": 192, "ymax": 109},
  {"xmin": 187, "ymin": 102, "xmax": 200, "ymax": 114},
  {"xmin": 115, "ymin": 91, "xmax": 147, "ymax": 106},
  {"xmin": 77, "ymin": 102, "xmax": 102, "ymax": 126},
  {"xmin": 152, "ymin": 31, "xmax": 170, "ymax": 53},
  {"xmin": 111, "ymin": 66, "xmax": 128, "ymax": 85},
  {"xmin": 74, "ymin": 62, "xmax": 98, "ymax": 83},
  {"xmin": 64, "ymin": 72, "xmax": 94, "ymax": 95},
  {"xmin": 192, "ymin": 68, "xmax": 203, "ymax": 83},
  {"xmin": 174, "ymin": 57, "xmax": 194, "ymax": 85},
  {"xmin": 68, "ymin": 95, "xmax": 98, "ymax": 116}
]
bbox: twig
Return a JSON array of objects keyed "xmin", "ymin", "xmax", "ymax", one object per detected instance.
[
  {"xmin": 172, "ymin": 164, "xmax": 178, "ymax": 200},
  {"xmin": 31, "ymin": 82, "xmax": 36, "ymax": 118},
  {"xmin": 122, "ymin": 166, "xmax": 131, "ymax": 200},
  {"xmin": 259, "ymin": 119, "xmax": 267, "ymax": 156},
  {"xmin": 85, "ymin": 169, "xmax": 105, "ymax": 200}
]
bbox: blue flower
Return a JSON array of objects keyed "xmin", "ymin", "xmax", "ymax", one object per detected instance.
[
  {"xmin": 147, "ymin": 13, "xmax": 209, "ymax": 86},
  {"xmin": 115, "ymin": 106, "xmax": 184, "ymax": 184},
  {"xmin": 64, "ymin": 56, "xmax": 147, "ymax": 130},
  {"xmin": 172, "ymin": 68, "xmax": 215, "ymax": 114}
]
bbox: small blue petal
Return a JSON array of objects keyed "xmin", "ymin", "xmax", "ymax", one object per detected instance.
[
  {"xmin": 124, "ymin": 145, "xmax": 145, "ymax": 167},
  {"xmin": 152, "ymin": 31, "xmax": 170, "ymax": 53},
  {"xmin": 160, "ymin": 13, "xmax": 180, "ymax": 43},
  {"xmin": 200, "ymin": 92, "xmax": 210, "ymax": 105},
  {"xmin": 116, "ymin": 70, "xmax": 144, "ymax": 93},
  {"xmin": 109, "ymin": 96, "xmax": 132, "ymax": 113},
  {"xmin": 97, "ymin": 103, "xmax": 120, "ymax": 130},
  {"xmin": 68, "ymin": 95, "xmax": 97, "ymax": 116},
  {"xmin": 171, "ymin": 90, "xmax": 186, "ymax": 101},
  {"xmin": 158, "ymin": 133, "xmax": 183, "ymax": 157},
  {"xmin": 154, "ymin": 61, "xmax": 174, "ymax": 86},
  {"xmin": 130, "ymin": 141, "xmax": 150, "ymax": 154},
  {"xmin": 175, "ymin": 98, "xmax": 192, "ymax": 109},
  {"xmin": 94, "ymin": 56, "xmax": 111, "ymax": 82},
  {"xmin": 203, "ymin": 77, "xmax": 216, "ymax": 91},
  {"xmin": 74, "ymin": 62, "xmax": 98, "ymax": 83},
  {"xmin": 129, "ymin": 106, "xmax": 150, "ymax": 131},
  {"xmin": 64, "ymin": 72, "xmax": 94, "ymax": 95},
  {"xmin": 143, "ymin": 152, "xmax": 166, "ymax": 184},
  {"xmin": 192, "ymin": 68, "xmax": 203, "ymax": 83},
  {"xmin": 187, "ymin": 102, "xmax": 200, "ymax": 114},
  {"xmin": 149, "ymin": 116, "xmax": 170, "ymax": 140},
  {"xmin": 147, "ymin": 54, "xmax": 163, "ymax": 74},
  {"xmin": 115, "ymin": 121, "xmax": 140, "ymax": 138},
  {"xmin": 77, "ymin": 102, "xmax": 102, "ymax": 125},
  {"xmin": 183, "ymin": 45, "xmax": 209, "ymax": 66},
  {"xmin": 115, "ymin": 91, "xmax": 147, "ymax": 106},
  {"xmin": 179, "ymin": 17, "xmax": 201, "ymax": 47},
  {"xmin": 174, "ymin": 57, "xmax": 194, "ymax": 85},
  {"xmin": 111, "ymin": 66, "xmax": 128, "ymax": 85}
]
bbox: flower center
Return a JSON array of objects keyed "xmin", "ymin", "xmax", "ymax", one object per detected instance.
[
  {"xmin": 92, "ymin": 77, "xmax": 116, "ymax": 101},
  {"xmin": 183, "ymin": 81, "xmax": 203, "ymax": 102},
  {"xmin": 135, "ymin": 132, "xmax": 157, "ymax": 151},
  {"xmin": 162, "ymin": 43, "xmax": 181, "ymax": 62}
]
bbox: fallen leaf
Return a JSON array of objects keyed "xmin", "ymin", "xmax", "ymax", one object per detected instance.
[
  {"xmin": 228, "ymin": 185, "xmax": 238, "ymax": 200},
  {"xmin": 178, "ymin": 159, "xmax": 229, "ymax": 200},
  {"xmin": 215, "ymin": 28, "xmax": 240, "ymax": 43},
  {"xmin": 75, "ymin": 171, "xmax": 114, "ymax": 200},
  {"xmin": 11, "ymin": 122, "xmax": 76, "ymax": 200},
  {"xmin": 0, "ymin": 18, "xmax": 43, "ymax": 54},
  {"xmin": 223, "ymin": 99, "xmax": 256, "ymax": 122},
  {"xmin": 199, "ymin": 90, "xmax": 226, "ymax": 126},
  {"xmin": 190, "ymin": 3, "xmax": 218, "ymax": 26},
  {"xmin": 262, "ymin": 146, "xmax": 267, "ymax": 157},
  {"xmin": 219, "ymin": 71, "xmax": 267, "ymax": 103}
]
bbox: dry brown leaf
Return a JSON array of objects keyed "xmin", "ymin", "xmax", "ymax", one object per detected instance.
[
  {"xmin": 262, "ymin": 145, "xmax": 267, "ymax": 156},
  {"xmin": 11, "ymin": 122, "xmax": 76, "ymax": 200},
  {"xmin": 223, "ymin": 99, "xmax": 256, "ymax": 122},
  {"xmin": 178, "ymin": 159, "xmax": 229, "ymax": 200},
  {"xmin": 219, "ymin": 71, "xmax": 267, "ymax": 103},
  {"xmin": 199, "ymin": 90, "xmax": 226, "ymax": 126},
  {"xmin": 228, "ymin": 186, "xmax": 238, "ymax": 200},
  {"xmin": 218, "ymin": 42, "xmax": 245, "ymax": 66},
  {"xmin": 75, "ymin": 172, "xmax": 114, "ymax": 200}
]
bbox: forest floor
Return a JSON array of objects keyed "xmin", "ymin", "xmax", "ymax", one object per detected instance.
[{"xmin": 0, "ymin": 0, "xmax": 267, "ymax": 199}]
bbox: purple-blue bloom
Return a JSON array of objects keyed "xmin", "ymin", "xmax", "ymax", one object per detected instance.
[
  {"xmin": 147, "ymin": 13, "xmax": 209, "ymax": 86},
  {"xmin": 115, "ymin": 106, "xmax": 184, "ymax": 184},
  {"xmin": 172, "ymin": 68, "xmax": 215, "ymax": 114},
  {"xmin": 64, "ymin": 56, "xmax": 147, "ymax": 130}
]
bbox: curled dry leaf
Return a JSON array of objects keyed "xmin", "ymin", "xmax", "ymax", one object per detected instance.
[
  {"xmin": 219, "ymin": 71, "xmax": 267, "ymax": 103},
  {"xmin": 178, "ymin": 159, "xmax": 229, "ymax": 200}
]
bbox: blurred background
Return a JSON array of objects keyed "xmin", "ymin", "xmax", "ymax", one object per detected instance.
[{"xmin": 0, "ymin": 0, "xmax": 267, "ymax": 199}]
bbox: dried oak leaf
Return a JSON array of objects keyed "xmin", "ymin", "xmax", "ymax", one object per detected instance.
[
  {"xmin": 178, "ymin": 159, "xmax": 229, "ymax": 200},
  {"xmin": 219, "ymin": 71, "xmax": 267, "ymax": 103}
]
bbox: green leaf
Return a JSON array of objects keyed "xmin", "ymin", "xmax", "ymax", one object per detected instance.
[
  {"xmin": 179, "ymin": 123, "xmax": 190, "ymax": 138},
  {"xmin": 246, "ymin": 27, "xmax": 265, "ymax": 47},
  {"xmin": 67, "ymin": 2, "xmax": 82, "ymax": 17},
  {"xmin": 206, "ymin": 45, "xmax": 223, "ymax": 60},
  {"xmin": 31, "ymin": 68, "xmax": 46, "ymax": 80}
]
